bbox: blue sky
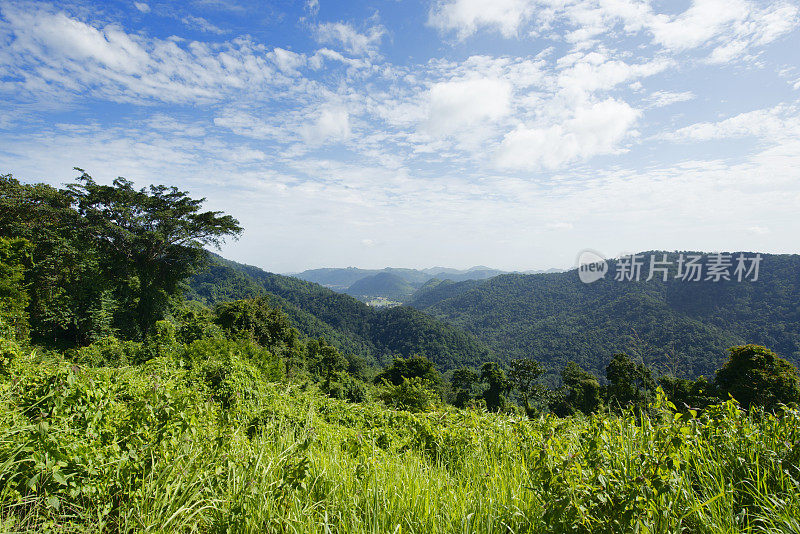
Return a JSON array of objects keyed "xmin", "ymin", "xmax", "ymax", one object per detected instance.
[{"xmin": 1, "ymin": 0, "xmax": 799, "ymax": 272}]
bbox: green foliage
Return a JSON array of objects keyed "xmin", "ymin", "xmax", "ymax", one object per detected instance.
[
  {"xmin": 377, "ymin": 377, "xmax": 440, "ymax": 412},
  {"xmin": 410, "ymin": 253, "xmax": 800, "ymax": 378},
  {"xmin": 481, "ymin": 361, "xmax": 511, "ymax": 412},
  {"xmin": 0, "ymin": 337, "xmax": 21, "ymax": 377},
  {"xmin": 715, "ymin": 344, "xmax": 800, "ymax": 410},
  {"xmin": 306, "ymin": 338, "xmax": 347, "ymax": 387},
  {"xmin": 67, "ymin": 170, "xmax": 242, "ymax": 339},
  {"xmin": 605, "ymin": 352, "xmax": 656, "ymax": 412},
  {"xmin": 0, "ymin": 174, "xmax": 114, "ymax": 346},
  {"xmin": 171, "ymin": 301, "xmax": 223, "ymax": 344},
  {"xmin": 551, "ymin": 361, "xmax": 603, "ymax": 416},
  {"xmin": 73, "ymin": 336, "xmax": 143, "ymax": 367},
  {"xmin": 451, "ymin": 366, "xmax": 480, "ymax": 407},
  {"xmin": 0, "ymin": 237, "xmax": 30, "ymax": 341},
  {"xmin": 187, "ymin": 256, "xmax": 494, "ymax": 372},
  {"xmin": 214, "ymin": 296, "xmax": 298, "ymax": 352},
  {"xmin": 2, "ymin": 340, "xmax": 800, "ymax": 533},
  {"xmin": 374, "ymin": 354, "xmax": 442, "ymax": 387},
  {"xmin": 508, "ymin": 357, "xmax": 549, "ymax": 416},
  {"xmin": 659, "ymin": 375, "xmax": 717, "ymax": 412},
  {"xmin": 183, "ymin": 337, "xmax": 285, "ymax": 392},
  {"xmin": 0, "ymin": 172, "xmax": 241, "ymax": 346}
]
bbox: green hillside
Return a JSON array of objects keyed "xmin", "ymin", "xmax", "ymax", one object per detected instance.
[
  {"xmin": 410, "ymin": 252, "xmax": 800, "ymax": 378},
  {"xmin": 187, "ymin": 255, "xmax": 493, "ymax": 370},
  {"xmin": 345, "ymin": 272, "xmax": 416, "ymax": 300}
]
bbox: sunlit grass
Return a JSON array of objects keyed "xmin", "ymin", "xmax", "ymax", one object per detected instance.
[{"xmin": 1, "ymin": 353, "xmax": 799, "ymax": 533}]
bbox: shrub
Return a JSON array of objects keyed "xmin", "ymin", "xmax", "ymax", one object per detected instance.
[
  {"xmin": 378, "ymin": 377, "xmax": 439, "ymax": 412},
  {"xmin": 73, "ymin": 335, "xmax": 143, "ymax": 367}
]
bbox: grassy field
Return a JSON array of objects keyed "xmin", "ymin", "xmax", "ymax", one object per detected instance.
[{"xmin": 1, "ymin": 338, "xmax": 799, "ymax": 533}]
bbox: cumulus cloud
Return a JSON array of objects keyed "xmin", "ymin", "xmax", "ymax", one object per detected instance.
[
  {"xmin": 426, "ymin": 77, "xmax": 512, "ymax": 136},
  {"xmin": 133, "ymin": 2, "xmax": 149, "ymax": 13},
  {"xmin": 428, "ymin": 0, "xmax": 535, "ymax": 39},
  {"xmin": 301, "ymin": 106, "xmax": 351, "ymax": 145},
  {"xmin": 648, "ymin": 0, "xmax": 749, "ymax": 51},
  {"xmin": 268, "ymin": 47, "xmax": 306, "ymax": 74},
  {"xmin": 496, "ymin": 99, "xmax": 640, "ymax": 170}
]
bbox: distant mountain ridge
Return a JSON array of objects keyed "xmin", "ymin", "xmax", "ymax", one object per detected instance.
[{"xmin": 290, "ymin": 265, "xmax": 562, "ymax": 302}]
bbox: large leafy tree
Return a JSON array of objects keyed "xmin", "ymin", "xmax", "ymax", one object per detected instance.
[
  {"xmin": 715, "ymin": 344, "xmax": 800, "ymax": 410},
  {"xmin": 214, "ymin": 296, "xmax": 298, "ymax": 350},
  {"xmin": 67, "ymin": 170, "xmax": 242, "ymax": 338},
  {"xmin": 0, "ymin": 175, "xmax": 110, "ymax": 345},
  {"xmin": 375, "ymin": 354, "xmax": 442, "ymax": 387},
  {"xmin": 508, "ymin": 358, "xmax": 548, "ymax": 416},
  {"xmin": 451, "ymin": 366, "xmax": 480, "ymax": 407},
  {"xmin": 556, "ymin": 361, "xmax": 602, "ymax": 416},
  {"xmin": 605, "ymin": 353, "xmax": 656, "ymax": 412},
  {"xmin": 481, "ymin": 361, "xmax": 511, "ymax": 412}
]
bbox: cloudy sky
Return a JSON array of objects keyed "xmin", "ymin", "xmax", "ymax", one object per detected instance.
[{"xmin": 1, "ymin": 0, "xmax": 799, "ymax": 272}]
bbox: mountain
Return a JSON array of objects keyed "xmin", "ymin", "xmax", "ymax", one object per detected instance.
[
  {"xmin": 291, "ymin": 265, "xmax": 509, "ymax": 297},
  {"xmin": 345, "ymin": 272, "xmax": 416, "ymax": 300},
  {"xmin": 289, "ymin": 267, "xmax": 377, "ymax": 291},
  {"xmin": 186, "ymin": 254, "xmax": 493, "ymax": 371},
  {"xmin": 409, "ymin": 252, "xmax": 800, "ymax": 379}
]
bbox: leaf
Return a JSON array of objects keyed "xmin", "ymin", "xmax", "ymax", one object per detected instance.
[
  {"xmin": 52, "ymin": 471, "xmax": 67, "ymax": 486},
  {"xmin": 46, "ymin": 496, "xmax": 60, "ymax": 511}
]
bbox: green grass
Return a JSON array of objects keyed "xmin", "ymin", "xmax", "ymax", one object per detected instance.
[{"xmin": 1, "ymin": 344, "xmax": 799, "ymax": 533}]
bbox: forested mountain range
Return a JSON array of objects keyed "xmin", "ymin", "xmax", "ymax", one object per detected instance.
[
  {"xmin": 408, "ymin": 252, "xmax": 800, "ymax": 379},
  {"xmin": 186, "ymin": 254, "xmax": 493, "ymax": 371},
  {"xmin": 291, "ymin": 265, "xmax": 561, "ymax": 302}
]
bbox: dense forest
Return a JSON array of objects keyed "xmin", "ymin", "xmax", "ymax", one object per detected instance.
[
  {"xmin": 2, "ymin": 173, "xmax": 800, "ymax": 532},
  {"xmin": 409, "ymin": 256, "xmax": 800, "ymax": 379},
  {"xmin": 186, "ymin": 255, "xmax": 494, "ymax": 371}
]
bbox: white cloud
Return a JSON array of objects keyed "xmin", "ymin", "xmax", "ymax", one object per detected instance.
[
  {"xmin": 647, "ymin": 90, "xmax": 695, "ymax": 108},
  {"xmin": 664, "ymin": 105, "xmax": 800, "ymax": 142},
  {"xmin": 133, "ymin": 2, "xmax": 149, "ymax": 13},
  {"xmin": 428, "ymin": 0, "xmax": 534, "ymax": 39},
  {"xmin": 214, "ymin": 111, "xmax": 295, "ymax": 141},
  {"xmin": 269, "ymin": 47, "xmax": 306, "ymax": 74},
  {"xmin": 427, "ymin": 0, "xmax": 799, "ymax": 66},
  {"xmin": 314, "ymin": 22, "xmax": 384, "ymax": 56},
  {"xmin": 496, "ymin": 98, "xmax": 640, "ymax": 170},
  {"xmin": 181, "ymin": 15, "xmax": 227, "ymax": 35},
  {"xmin": 557, "ymin": 53, "xmax": 672, "ymax": 102},
  {"xmin": 305, "ymin": 0, "xmax": 319, "ymax": 16},
  {"xmin": 0, "ymin": 5, "xmax": 302, "ymax": 104},
  {"xmin": 301, "ymin": 106, "xmax": 351, "ymax": 144},
  {"xmin": 648, "ymin": 0, "xmax": 749, "ymax": 51},
  {"xmin": 426, "ymin": 77, "xmax": 512, "ymax": 136}
]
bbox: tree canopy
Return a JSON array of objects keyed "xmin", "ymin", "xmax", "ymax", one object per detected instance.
[{"xmin": 0, "ymin": 172, "xmax": 241, "ymax": 344}]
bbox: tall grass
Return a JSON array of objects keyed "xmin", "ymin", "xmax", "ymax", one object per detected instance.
[{"xmin": 1, "ymin": 351, "xmax": 799, "ymax": 532}]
